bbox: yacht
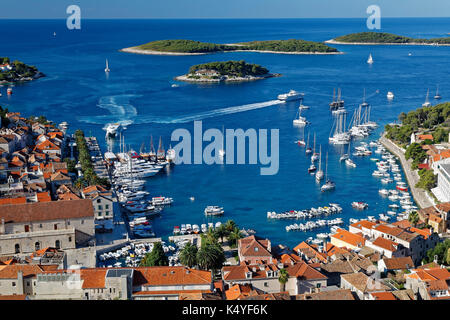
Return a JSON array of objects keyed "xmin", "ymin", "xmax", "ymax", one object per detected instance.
[
  {"xmin": 105, "ymin": 59, "xmax": 110, "ymax": 73},
  {"xmin": 367, "ymin": 53, "xmax": 374, "ymax": 64},
  {"xmin": 308, "ymin": 163, "xmax": 317, "ymax": 173},
  {"xmin": 329, "ymin": 88, "xmax": 345, "ymax": 111},
  {"xmin": 352, "ymin": 202, "xmax": 368, "ymax": 210},
  {"xmin": 422, "ymin": 89, "xmax": 432, "ymax": 107},
  {"xmin": 293, "ymin": 106, "xmax": 308, "ymax": 126},
  {"xmin": 329, "ymin": 112, "xmax": 350, "ymax": 145},
  {"xmin": 387, "ymin": 91, "xmax": 394, "ymax": 100},
  {"xmin": 204, "ymin": 206, "xmax": 224, "ymax": 216},
  {"xmin": 311, "ymin": 133, "xmax": 319, "ymax": 161},
  {"xmin": 278, "ymin": 90, "xmax": 304, "ymax": 102},
  {"xmin": 7, "ymin": 87, "xmax": 12, "ymax": 95},
  {"xmin": 434, "ymin": 85, "xmax": 442, "ymax": 100},
  {"xmin": 105, "ymin": 123, "xmax": 120, "ymax": 136},
  {"xmin": 299, "ymin": 104, "xmax": 310, "ymax": 110},
  {"xmin": 305, "ymin": 132, "xmax": 312, "ymax": 154}
]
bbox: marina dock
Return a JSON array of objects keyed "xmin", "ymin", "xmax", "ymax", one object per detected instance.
[{"xmin": 379, "ymin": 135, "xmax": 434, "ymax": 209}]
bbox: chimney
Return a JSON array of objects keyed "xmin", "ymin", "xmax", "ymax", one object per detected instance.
[{"xmin": 0, "ymin": 218, "xmax": 4, "ymax": 234}]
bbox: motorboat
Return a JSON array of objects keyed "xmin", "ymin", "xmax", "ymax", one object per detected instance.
[
  {"xmin": 352, "ymin": 202, "xmax": 368, "ymax": 210},
  {"xmin": 278, "ymin": 90, "xmax": 304, "ymax": 102},
  {"xmin": 293, "ymin": 106, "xmax": 308, "ymax": 126},
  {"xmin": 387, "ymin": 91, "xmax": 394, "ymax": 100},
  {"xmin": 204, "ymin": 206, "xmax": 224, "ymax": 216},
  {"xmin": 345, "ymin": 158, "xmax": 356, "ymax": 168},
  {"xmin": 104, "ymin": 123, "xmax": 120, "ymax": 136}
]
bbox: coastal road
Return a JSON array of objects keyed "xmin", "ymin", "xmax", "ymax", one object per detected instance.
[{"xmin": 379, "ymin": 135, "xmax": 434, "ymax": 209}]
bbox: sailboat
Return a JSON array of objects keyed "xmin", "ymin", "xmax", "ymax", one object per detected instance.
[
  {"xmin": 339, "ymin": 144, "xmax": 349, "ymax": 162},
  {"xmin": 434, "ymin": 85, "xmax": 442, "ymax": 100},
  {"xmin": 157, "ymin": 136, "xmax": 165, "ymax": 161},
  {"xmin": 321, "ymin": 152, "xmax": 335, "ymax": 192},
  {"xmin": 315, "ymin": 145, "xmax": 324, "ymax": 182},
  {"xmin": 311, "ymin": 133, "xmax": 319, "ymax": 162},
  {"xmin": 296, "ymin": 125, "xmax": 306, "ymax": 146},
  {"xmin": 367, "ymin": 53, "xmax": 373, "ymax": 64},
  {"xmin": 105, "ymin": 59, "xmax": 110, "ymax": 73},
  {"xmin": 345, "ymin": 142, "xmax": 356, "ymax": 168},
  {"xmin": 422, "ymin": 89, "xmax": 432, "ymax": 107},
  {"xmin": 293, "ymin": 106, "xmax": 308, "ymax": 126},
  {"xmin": 219, "ymin": 126, "xmax": 226, "ymax": 158},
  {"xmin": 305, "ymin": 132, "xmax": 312, "ymax": 154},
  {"xmin": 149, "ymin": 136, "xmax": 156, "ymax": 161}
]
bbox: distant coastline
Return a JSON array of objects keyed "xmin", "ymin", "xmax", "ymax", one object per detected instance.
[
  {"xmin": 120, "ymin": 39, "xmax": 341, "ymax": 56},
  {"xmin": 325, "ymin": 39, "xmax": 450, "ymax": 47}
]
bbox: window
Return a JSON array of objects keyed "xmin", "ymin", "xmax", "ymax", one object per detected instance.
[
  {"xmin": 15, "ymin": 244, "xmax": 20, "ymax": 254},
  {"xmin": 97, "ymin": 199, "xmax": 101, "ymax": 203},
  {"xmin": 54, "ymin": 224, "xmax": 58, "ymax": 230},
  {"xmin": 105, "ymin": 212, "xmax": 109, "ymax": 216},
  {"xmin": 98, "ymin": 212, "xmax": 102, "ymax": 217},
  {"xmin": 39, "ymin": 224, "xmax": 42, "ymax": 228},
  {"xmin": 24, "ymin": 225, "xmax": 30, "ymax": 232},
  {"xmin": 35, "ymin": 242, "xmax": 40, "ymax": 251},
  {"xmin": 81, "ymin": 220, "xmax": 84, "ymax": 225},
  {"xmin": 55, "ymin": 240, "xmax": 61, "ymax": 249},
  {"xmin": 316, "ymin": 283, "xmax": 321, "ymax": 288},
  {"xmin": 69, "ymin": 237, "xmax": 72, "ymax": 242},
  {"xmin": 12, "ymin": 282, "xmax": 16, "ymax": 287},
  {"xmin": 105, "ymin": 205, "xmax": 109, "ymax": 210},
  {"xmin": 264, "ymin": 282, "xmax": 268, "ymax": 287},
  {"xmin": 98, "ymin": 205, "xmax": 102, "ymax": 210},
  {"xmin": 67, "ymin": 221, "xmax": 71, "ymax": 226}
]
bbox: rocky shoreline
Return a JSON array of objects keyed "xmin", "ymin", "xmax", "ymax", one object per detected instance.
[
  {"xmin": 325, "ymin": 39, "xmax": 450, "ymax": 46},
  {"xmin": 120, "ymin": 46, "xmax": 342, "ymax": 56},
  {"xmin": 174, "ymin": 73, "xmax": 281, "ymax": 83}
]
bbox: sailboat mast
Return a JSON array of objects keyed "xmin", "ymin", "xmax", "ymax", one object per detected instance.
[
  {"xmin": 313, "ymin": 133, "xmax": 316, "ymax": 153},
  {"xmin": 318, "ymin": 145, "xmax": 322, "ymax": 171},
  {"xmin": 325, "ymin": 152, "xmax": 328, "ymax": 180}
]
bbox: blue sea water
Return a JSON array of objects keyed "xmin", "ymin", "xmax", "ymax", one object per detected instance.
[{"xmin": 1, "ymin": 18, "xmax": 449, "ymax": 248}]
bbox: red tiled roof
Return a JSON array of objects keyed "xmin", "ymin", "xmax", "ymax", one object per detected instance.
[
  {"xmin": 0, "ymin": 199, "xmax": 94, "ymax": 223},
  {"xmin": 372, "ymin": 237, "xmax": 398, "ymax": 252},
  {"xmin": 370, "ymin": 291, "xmax": 396, "ymax": 300},
  {"xmin": 331, "ymin": 229, "xmax": 365, "ymax": 248}
]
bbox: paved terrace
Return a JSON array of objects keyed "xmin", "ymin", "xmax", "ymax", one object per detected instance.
[{"xmin": 379, "ymin": 135, "xmax": 434, "ymax": 209}]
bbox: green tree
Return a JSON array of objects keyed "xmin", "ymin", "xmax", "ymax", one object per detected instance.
[
  {"xmin": 215, "ymin": 225, "xmax": 228, "ymax": 243},
  {"xmin": 179, "ymin": 242, "xmax": 198, "ymax": 268},
  {"xmin": 424, "ymin": 239, "xmax": 450, "ymax": 265},
  {"xmin": 196, "ymin": 243, "xmax": 226, "ymax": 271},
  {"xmin": 228, "ymin": 227, "xmax": 242, "ymax": 248},
  {"xmin": 140, "ymin": 242, "xmax": 168, "ymax": 267},
  {"xmin": 278, "ymin": 268, "xmax": 289, "ymax": 292},
  {"xmin": 416, "ymin": 169, "xmax": 437, "ymax": 191},
  {"xmin": 408, "ymin": 211, "xmax": 419, "ymax": 227}
]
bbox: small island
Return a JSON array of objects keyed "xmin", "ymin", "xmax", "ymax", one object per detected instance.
[
  {"xmin": 174, "ymin": 60, "xmax": 280, "ymax": 83},
  {"xmin": 0, "ymin": 57, "xmax": 45, "ymax": 84},
  {"xmin": 120, "ymin": 39, "xmax": 340, "ymax": 55},
  {"xmin": 326, "ymin": 32, "xmax": 450, "ymax": 46}
]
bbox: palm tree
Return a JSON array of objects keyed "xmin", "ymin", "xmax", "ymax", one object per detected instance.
[
  {"xmin": 224, "ymin": 220, "xmax": 237, "ymax": 233},
  {"xmin": 228, "ymin": 227, "xmax": 242, "ymax": 248},
  {"xmin": 215, "ymin": 225, "xmax": 228, "ymax": 243},
  {"xmin": 278, "ymin": 268, "xmax": 289, "ymax": 292},
  {"xmin": 197, "ymin": 243, "xmax": 225, "ymax": 270},
  {"xmin": 179, "ymin": 242, "xmax": 198, "ymax": 268}
]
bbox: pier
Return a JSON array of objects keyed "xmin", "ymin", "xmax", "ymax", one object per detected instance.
[{"xmin": 379, "ymin": 135, "xmax": 434, "ymax": 209}]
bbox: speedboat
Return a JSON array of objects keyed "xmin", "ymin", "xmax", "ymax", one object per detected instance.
[
  {"xmin": 104, "ymin": 123, "xmax": 120, "ymax": 136},
  {"xmin": 278, "ymin": 90, "xmax": 304, "ymax": 102},
  {"xmin": 387, "ymin": 91, "xmax": 394, "ymax": 100}
]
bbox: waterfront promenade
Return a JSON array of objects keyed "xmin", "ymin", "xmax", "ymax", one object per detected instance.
[{"xmin": 379, "ymin": 135, "xmax": 434, "ymax": 209}]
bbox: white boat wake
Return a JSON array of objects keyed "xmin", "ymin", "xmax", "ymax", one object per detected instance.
[
  {"xmin": 136, "ymin": 99, "xmax": 284, "ymax": 124},
  {"xmin": 79, "ymin": 98, "xmax": 284, "ymax": 125}
]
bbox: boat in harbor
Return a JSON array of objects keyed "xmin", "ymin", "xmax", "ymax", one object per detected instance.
[
  {"xmin": 7, "ymin": 87, "xmax": 12, "ymax": 95},
  {"xmin": 422, "ymin": 89, "xmax": 432, "ymax": 107},
  {"xmin": 434, "ymin": 85, "xmax": 442, "ymax": 100},
  {"xmin": 352, "ymin": 202, "xmax": 368, "ymax": 210},
  {"xmin": 308, "ymin": 163, "xmax": 317, "ymax": 173},
  {"xmin": 311, "ymin": 133, "xmax": 319, "ymax": 161},
  {"xmin": 329, "ymin": 110, "xmax": 350, "ymax": 145},
  {"xmin": 387, "ymin": 91, "xmax": 394, "ymax": 100},
  {"xmin": 105, "ymin": 59, "xmax": 110, "ymax": 73},
  {"xmin": 105, "ymin": 123, "xmax": 120, "ymax": 137},
  {"xmin": 315, "ymin": 145, "xmax": 324, "ymax": 182},
  {"xmin": 329, "ymin": 88, "xmax": 344, "ymax": 111},
  {"xmin": 278, "ymin": 90, "xmax": 304, "ymax": 102},
  {"xmin": 305, "ymin": 132, "xmax": 312, "ymax": 154},
  {"xmin": 204, "ymin": 206, "xmax": 224, "ymax": 216},
  {"xmin": 293, "ymin": 106, "xmax": 308, "ymax": 126},
  {"xmin": 321, "ymin": 152, "xmax": 335, "ymax": 192}
]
